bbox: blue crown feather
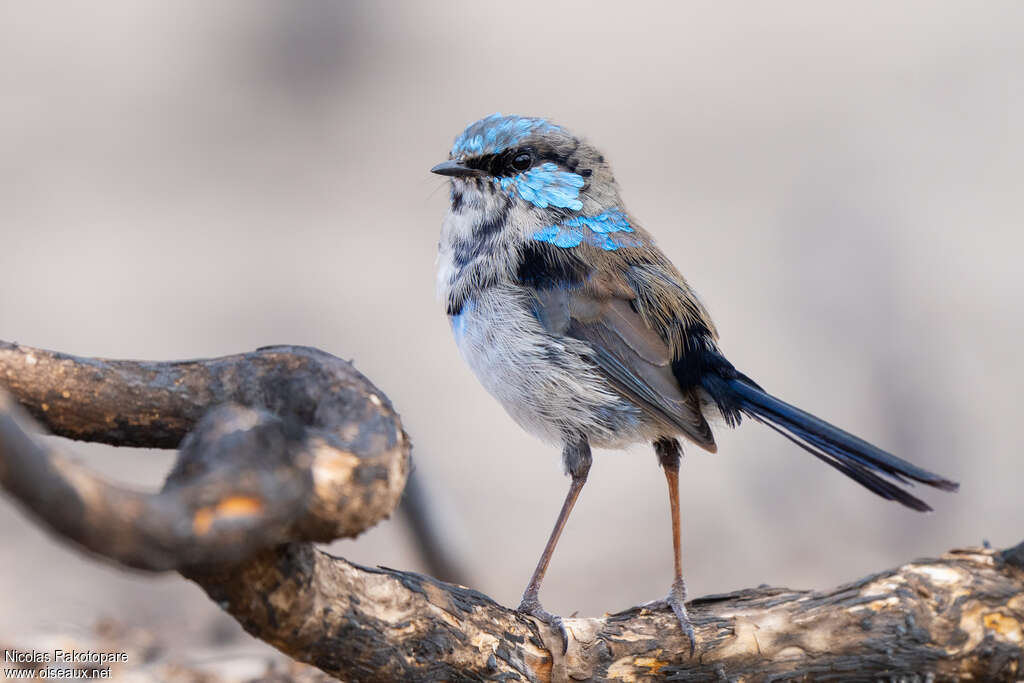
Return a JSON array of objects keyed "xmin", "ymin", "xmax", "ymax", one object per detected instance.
[{"xmin": 451, "ymin": 113, "xmax": 561, "ymax": 157}]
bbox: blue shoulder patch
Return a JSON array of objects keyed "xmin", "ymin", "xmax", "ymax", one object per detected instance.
[
  {"xmin": 451, "ymin": 113, "xmax": 561, "ymax": 157},
  {"xmin": 532, "ymin": 209, "xmax": 642, "ymax": 251}
]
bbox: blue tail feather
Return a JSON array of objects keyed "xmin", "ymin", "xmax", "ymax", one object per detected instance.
[{"xmin": 700, "ymin": 372, "xmax": 958, "ymax": 512}]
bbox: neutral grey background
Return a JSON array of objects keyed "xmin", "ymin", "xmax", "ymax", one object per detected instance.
[{"xmin": 2, "ymin": 0, "xmax": 1021, "ymax": 663}]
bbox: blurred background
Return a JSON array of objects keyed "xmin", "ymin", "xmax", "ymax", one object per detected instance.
[{"xmin": 1, "ymin": 0, "xmax": 1021, "ymax": 675}]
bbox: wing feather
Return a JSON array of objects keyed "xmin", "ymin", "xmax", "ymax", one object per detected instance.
[{"xmin": 521, "ymin": 247, "xmax": 717, "ymax": 451}]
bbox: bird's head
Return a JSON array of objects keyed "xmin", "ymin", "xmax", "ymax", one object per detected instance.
[{"xmin": 432, "ymin": 114, "xmax": 640, "ymax": 252}]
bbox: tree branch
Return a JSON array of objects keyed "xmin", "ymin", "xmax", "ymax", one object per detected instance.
[
  {"xmin": 191, "ymin": 543, "xmax": 1024, "ymax": 682},
  {"xmin": 0, "ymin": 341, "xmax": 409, "ymax": 568},
  {"xmin": 1, "ymin": 340, "xmax": 1021, "ymax": 682}
]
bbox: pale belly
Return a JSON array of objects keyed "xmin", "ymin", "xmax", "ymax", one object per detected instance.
[{"xmin": 449, "ymin": 285, "xmax": 656, "ymax": 448}]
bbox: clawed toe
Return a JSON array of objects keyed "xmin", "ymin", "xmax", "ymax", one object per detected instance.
[
  {"xmin": 668, "ymin": 596, "xmax": 696, "ymax": 657},
  {"xmin": 517, "ymin": 597, "xmax": 569, "ymax": 655},
  {"xmin": 644, "ymin": 580, "xmax": 697, "ymax": 656}
]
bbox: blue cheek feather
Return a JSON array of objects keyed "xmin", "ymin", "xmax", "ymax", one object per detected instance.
[
  {"xmin": 494, "ymin": 163, "xmax": 586, "ymax": 211},
  {"xmin": 531, "ymin": 208, "xmax": 642, "ymax": 251},
  {"xmin": 519, "ymin": 163, "xmax": 586, "ymax": 210}
]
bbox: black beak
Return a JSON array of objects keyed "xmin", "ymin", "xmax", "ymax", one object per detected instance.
[{"xmin": 430, "ymin": 160, "xmax": 480, "ymax": 177}]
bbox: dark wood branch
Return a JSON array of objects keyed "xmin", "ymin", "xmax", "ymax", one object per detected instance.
[
  {"xmin": 2, "ymin": 340, "xmax": 1022, "ymax": 682},
  {"xmin": 0, "ymin": 341, "xmax": 409, "ymax": 569},
  {"xmin": 186, "ymin": 543, "xmax": 1024, "ymax": 682}
]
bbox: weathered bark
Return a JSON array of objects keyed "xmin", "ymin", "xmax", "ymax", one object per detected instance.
[
  {"xmin": 0, "ymin": 341, "xmax": 408, "ymax": 570},
  {"xmin": 192, "ymin": 543, "xmax": 1024, "ymax": 682},
  {"xmin": 1, "ymin": 340, "xmax": 1022, "ymax": 682}
]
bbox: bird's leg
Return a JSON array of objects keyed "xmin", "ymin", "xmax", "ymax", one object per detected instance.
[
  {"xmin": 517, "ymin": 438, "xmax": 591, "ymax": 655},
  {"xmin": 651, "ymin": 437, "xmax": 696, "ymax": 655}
]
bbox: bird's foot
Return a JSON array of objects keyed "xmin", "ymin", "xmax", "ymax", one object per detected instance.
[
  {"xmin": 517, "ymin": 596, "xmax": 569, "ymax": 655},
  {"xmin": 642, "ymin": 578, "xmax": 696, "ymax": 656}
]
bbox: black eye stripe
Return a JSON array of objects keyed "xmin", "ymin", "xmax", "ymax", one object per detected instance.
[{"xmin": 463, "ymin": 146, "xmax": 572, "ymax": 177}]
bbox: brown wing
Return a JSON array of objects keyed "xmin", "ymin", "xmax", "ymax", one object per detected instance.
[{"xmin": 531, "ymin": 273, "xmax": 717, "ymax": 452}]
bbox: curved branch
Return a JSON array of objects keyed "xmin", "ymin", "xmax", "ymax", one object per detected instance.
[
  {"xmin": 0, "ymin": 342, "xmax": 408, "ymax": 569},
  {"xmin": 1, "ymin": 340, "xmax": 1021, "ymax": 681}
]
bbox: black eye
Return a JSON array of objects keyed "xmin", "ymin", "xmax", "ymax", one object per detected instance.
[{"xmin": 510, "ymin": 152, "xmax": 533, "ymax": 172}]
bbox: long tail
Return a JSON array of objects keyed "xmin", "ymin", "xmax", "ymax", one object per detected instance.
[{"xmin": 700, "ymin": 365, "xmax": 959, "ymax": 512}]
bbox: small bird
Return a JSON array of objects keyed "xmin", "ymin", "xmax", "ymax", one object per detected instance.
[{"xmin": 431, "ymin": 114, "xmax": 958, "ymax": 654}]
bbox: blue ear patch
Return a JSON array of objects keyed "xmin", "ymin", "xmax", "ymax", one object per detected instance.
[
  {"xmin": 532, "ymin": 209, "xmax": 642, "ymax": 251},
  {"xmin": 452, "ymin": 113, "xmax": 561, "ymax": 157},
  {"xmin": 497, "ymin": 163, "xmax": 585, "ymax": 210}
]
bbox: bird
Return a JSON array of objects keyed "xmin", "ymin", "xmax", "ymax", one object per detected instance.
[{"xmin": 430, "ymin": 113, "xmax": 958, "ymax": 655}]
